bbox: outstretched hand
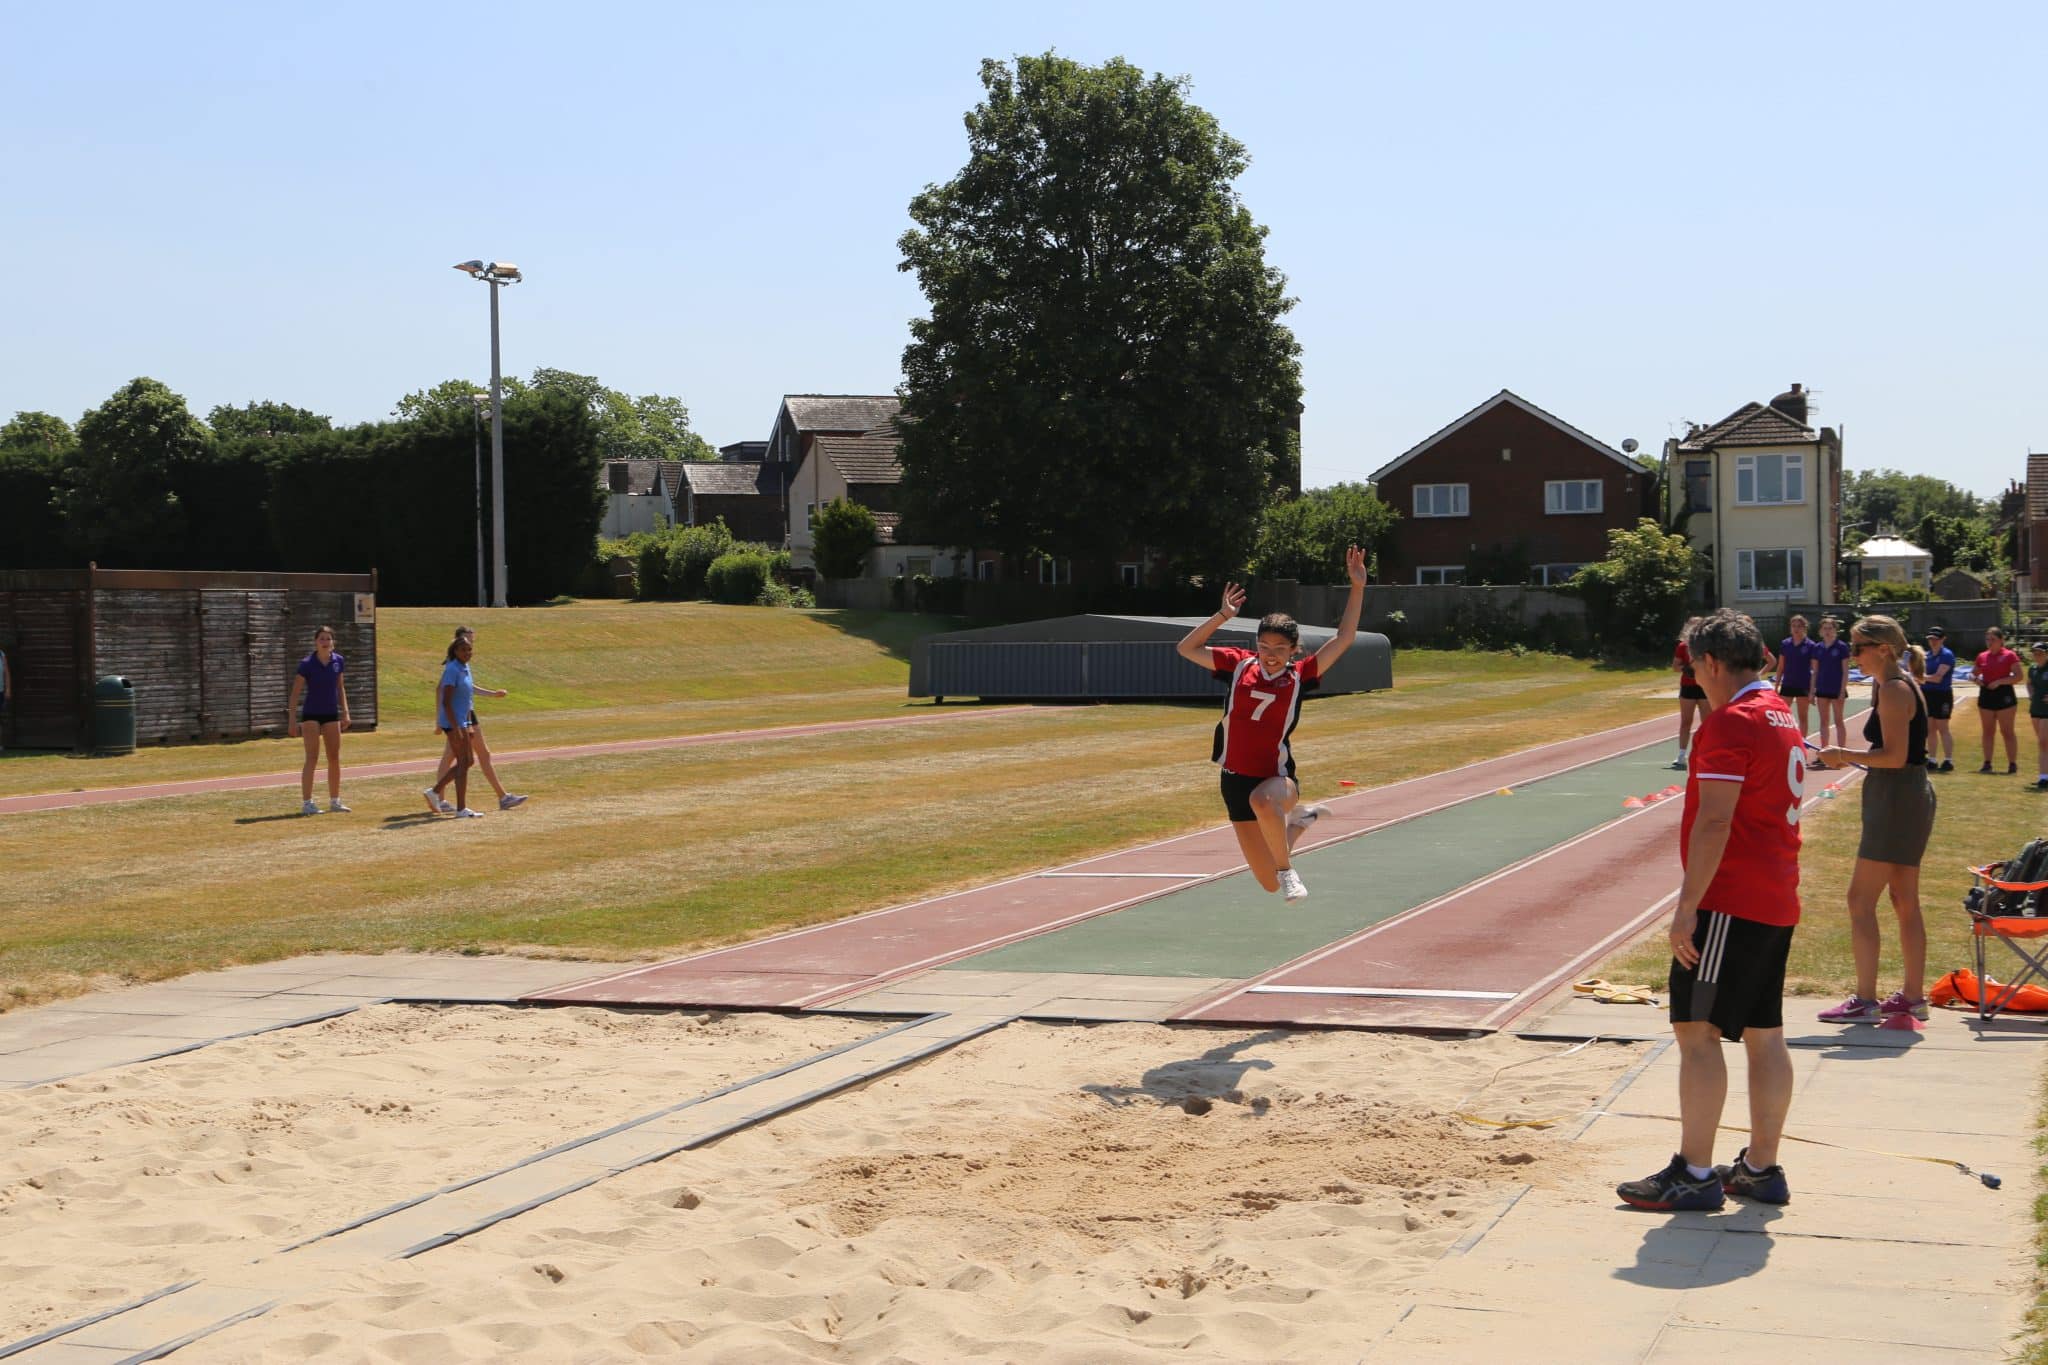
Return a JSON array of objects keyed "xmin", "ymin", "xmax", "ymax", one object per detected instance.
[
  {"xmin": 1219, "ymin": 583, "xmax": 1246, "ymax": 619},
  {"xmin": 1345, "ymin": 545, "xmax": 1367, "ymax": 587}
]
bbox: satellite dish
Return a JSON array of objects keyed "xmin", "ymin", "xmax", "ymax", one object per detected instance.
[{"xmin": 1621, "ymin": 437, "xmax": 1640, "ymax": 453}]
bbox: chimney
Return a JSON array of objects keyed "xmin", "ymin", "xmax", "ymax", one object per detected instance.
[{"xmin": 1768, "ymin": 382, "xmax": 1808, "ymax": 425}]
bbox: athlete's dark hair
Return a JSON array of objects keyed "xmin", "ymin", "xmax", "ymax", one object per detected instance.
[
  {"xmin": 1256, "ymin": 613, "xmax": 1299, "ymax": 645},
  {"xmin": 1686, "ymin": 609, "xmax": 1767, "ymax": 672}
]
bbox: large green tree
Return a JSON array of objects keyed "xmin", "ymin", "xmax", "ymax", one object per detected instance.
[
  {"xmin": 207, "ymin": 400, "xmax": 332, "ymax": 440},
  {"xmin": 58, "ymin": 378, "xmax": 214, "ymax": 566},
  {"xmin": 896, "ymin": 54, "xmax": 1302, "ymax": 579},
  {"xmin": 395, "ymin": 370, "xmax": 714, "ymax": 462},
  {"xmin": 1842, "ymin": 468, "xmax": 1983, "ymax": 533},
  {"xmin": 0, "ymin": 412, "xmax": 76, "ymax": 567}
]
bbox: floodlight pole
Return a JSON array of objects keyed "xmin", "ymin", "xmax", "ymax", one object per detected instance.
[
  {"xmin": 486, "ymin": 281, "xmax": 509, "ymax": 608},
  {"xmin": 470, "ymin": 395, "xmax": 488, "ymax": 608}
]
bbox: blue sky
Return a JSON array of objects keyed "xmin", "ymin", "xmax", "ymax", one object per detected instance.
[{"xmin": 4, "ymin": 1, "xmax": 2042, "ymax": 498}]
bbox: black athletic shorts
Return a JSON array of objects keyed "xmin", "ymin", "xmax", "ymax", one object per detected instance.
[
  {"xmin": 1777, "ymin": 683, "xmax": 1810, "ymax": 699},
  {"xmin": 300, "ymin": 712, "xmax": 339, "ymax": 725},
  {"xmin": 1979, "ymin": 685, "xmax": 2018, "ymax": 712},
  {"xmin": 1220, "ymin": 764, "xmax": 1295, "ymax": 824},
  {"xmin": 1678, "ymin": 683, "xmax": 1707, "ymax": 701},
  {"xmin": 437, "ymin": 710, "xmax": 479, "ymax": 735},
  {"xmin": 1924, "ymin": 690, "xmax": 1954, "ymax": 720},
  {"xmin": 1669, "ymin": 910, "xmax": 1793, "ymax": 1042}
]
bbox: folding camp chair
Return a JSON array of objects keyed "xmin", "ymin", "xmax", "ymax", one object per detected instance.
[{"xmin": 1965, "ymin": 862, "xmax": 2048, "ymax": 1021}]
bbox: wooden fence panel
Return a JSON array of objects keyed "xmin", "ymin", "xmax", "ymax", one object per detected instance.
[
  {"xmin": 246, "ymin": 591, "xmax": 294, "ymax": 733},
  {"xmin": 199, "ymin": 592, "xmax": 250, "ymax": 737},
  {"xmin": 96, "ymin": 589, "xmax": 204, "ymax": 745},
  {"xmin": 0, "ymin": 589, "xmax": 86, "ymax": 749}
]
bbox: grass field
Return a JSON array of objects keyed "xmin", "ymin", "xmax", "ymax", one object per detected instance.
[{"xmin": 0, "ymin": 601, "xmax": 1670, "ymax": 1008}]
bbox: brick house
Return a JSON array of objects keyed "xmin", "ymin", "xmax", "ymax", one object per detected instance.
[
  {"xmin": 2018, "ymin": 453, "xmax": 2048, "ymax": 603},
  {"xmin": 1369, "ymin": 390, "xmax": 1655, "ymax": 585},
  {"xmin": 678, "ymin": 460, "xmax": 785, "ymax": 545},
  {"xmin": 1665, "ymin": 384, "xmax": 1843, "ymax": 609}
]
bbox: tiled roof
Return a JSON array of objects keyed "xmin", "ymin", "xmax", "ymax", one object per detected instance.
[
  {"xmin": 682, "ymin": 462, "xmax": 775, "ymax": 496},
  {"xmin": 719, "ymin": 440, "xmax": 768, "ymax": 462},
  {"xmin": 784, "ymin": 394, "xmax": 902, "ymax": 434},
  {"xmin": 602, "ymin": 459, "xmax": 668, "ymax": 496},
  {"xmin": 657, "ymin": 460, "xmax": 687, "ymax": 501},
  {"xmin": 1677, "ymin": 402, "xmax": 1817, "ymax": 451},
  {"xmin": 873, "ymin": 510, "xmax": 903, "ymax": 545},
  {"xmin": 2028, "ymin": 452, "xmax": 2048, "ymax": 521},
  {"xmin": 814, "ymin": 427, "xmax": 903, "ymax": 486},
  {"xmin": 1854, "ymin": 535, "xmax": 1929, "ymax": 560}
]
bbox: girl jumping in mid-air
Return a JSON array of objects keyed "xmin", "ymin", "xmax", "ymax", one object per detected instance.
[{"xmin": 1175, "ymin": 546, "xmax": 1367, "ymax": 902}]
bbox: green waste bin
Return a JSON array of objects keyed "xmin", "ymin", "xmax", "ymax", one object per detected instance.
[{"xmin": 93, "ymin": 675, "xmax": 135, "ymax": 754}]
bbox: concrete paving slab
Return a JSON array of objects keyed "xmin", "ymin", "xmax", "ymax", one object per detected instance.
[
  {"xmin": 1370, "ymin": 1302, "xmax": 1678, "ymax": 1363},
  {"xmin": 1673, "ymin": 1277, "xmax": 2012, "ymax": 1349},
  {"xmin": 1645, "ymin": 1324, "xmax": 2004, "ymax": 1365},
  {"xmin": 1028, "ymin": 997, "xmax": 1193, "ymax": 1020},
  {"xmin": 1692, "ymin": 1229, "xmax": 2022, "ymax": 1295}
]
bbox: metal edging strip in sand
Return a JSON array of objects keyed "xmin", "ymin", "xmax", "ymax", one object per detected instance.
[
  {"xmin": 390, "ymin": 1013, "xmax": 1016, "ymax": 1259},
  {"xmin": 277, "ymin": 1012, "xmax": 946, "ymax": 1256},
  {"xmin": 116, "ymin": 1299, "xmax": 282, "ymax": 1364},
  {"xmin": 14, "ymin": 1001, "xmax": 380, "ymax": 1089},
  {"xmin": 0, "ymin": 1282, "xmax": 198, "ymax": 1360},
  {"xmin": 538, "ymin": 713, "xmax": 1679, "ymax": 1003}
]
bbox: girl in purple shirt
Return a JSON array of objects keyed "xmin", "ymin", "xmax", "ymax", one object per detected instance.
[
  {"xmin": 288, "ymin": 625, "xmax": 350, "ymax": 815},
  {"xmin": 1810, "ymin": 616, "xmax": 1852, "ymax": 762},
  {"xmin": 1772, "ymin": 615, "xmax": 1820, "ymax": 740}
]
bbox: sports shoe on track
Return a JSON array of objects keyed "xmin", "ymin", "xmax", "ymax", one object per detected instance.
[
  {"xmin": 1715, "ymin": 1147, "xmax": 1791, "ymax": 1204},
  {"xmin": 1277, "ymin": 868, "xmax": 1309, "ymax": 902},
  {"xmin": 1668, "ymin": 756, "xmax": 1687, "ymax": 770},
  {"xmin": 301, "ymin": 800, "xmax": 321, "ymax": 816},
  {"xmin": 327, "ymin": 799, "xmax": 350, "ymax": 813},
  {"xmin": 1817, "ymin": 994, "xmax": 1882, "ymax": 1023},
  {"xmin": 1878, "ymin": 990, "xmax": 1930, "ymax": 1022},
  {"xmin": 1287, "ymin": 803, "xmax": 1327, "ymax": 830},
  {"xmin": 455, "ymin": 808, "xmax": 485, "ymax": 819},
  {"xmin": 1617, "ymin": 1155, "xmax": 1726, "ymax": 1211},
  {"xmin": 499, "ymin": 793, "xmax": 529, "ymax": 810},
  {"xmin": 423, "ymin": 788, "xmax": 451, "ymax": 814}
]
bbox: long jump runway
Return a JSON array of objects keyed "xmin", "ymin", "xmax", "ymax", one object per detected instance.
[{"xmin": 530, "ymin": 702, "xmax": 1867, "ymax": 1032}]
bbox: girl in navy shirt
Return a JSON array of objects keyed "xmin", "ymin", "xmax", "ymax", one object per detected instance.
[
  {"xmin": 1810, "ymin": 616, "xmax": 1852, "ymax": 763},
  {"xmin": 288, "ymin": 625, "xmax": 350, "ymax": 815}
]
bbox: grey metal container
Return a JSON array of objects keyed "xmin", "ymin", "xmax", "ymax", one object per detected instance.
[{"xmin": 909, "ymin": 615, "xmax": 1393, "ymax": 701}]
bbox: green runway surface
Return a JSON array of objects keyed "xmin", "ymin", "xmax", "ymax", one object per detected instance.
[{"xmin": 951, "ymin": 706, "xmax": 1866, "ymax": 980}]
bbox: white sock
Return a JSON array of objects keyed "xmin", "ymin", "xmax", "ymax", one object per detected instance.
[
  {"xmin": 1686, "ymin": 1162, "xmax": 1715, "ymax": 1181},
  {"xmin": 1742, "ymin": 1155, "xmax": 1770, "ymax": 1175}
]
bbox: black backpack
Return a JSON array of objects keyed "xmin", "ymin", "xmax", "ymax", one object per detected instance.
[{"xmin": 1978, "ymin": 838, "xmax": 2048, "ymax": 917}]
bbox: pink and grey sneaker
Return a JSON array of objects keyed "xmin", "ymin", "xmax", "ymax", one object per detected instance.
[
  {"xmin": 1878, "ymin": 991, "xmax": 1930, "ymax": 1022},
  {"xmin": 1817, "ymin": 994, "xmax": 1882, "ymax": 1023}
]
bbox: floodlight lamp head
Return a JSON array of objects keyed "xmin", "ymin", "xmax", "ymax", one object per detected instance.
[
  {"xmin": 453, "ymin": 259, "xmax": 486, "ymax": 276},
  {"xmin": 487, "ymin": 262, "xmax": 522, "ymax": 283}
]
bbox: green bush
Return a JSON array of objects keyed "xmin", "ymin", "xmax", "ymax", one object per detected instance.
[
  {"xmin": 1860, "ymin": 580, "xmax": 1929, "ymax": 604},
  {"xmin": 636, "ymin": 541, "xmax": 670, "ymax": 599},
  {"xmin": 755, "ymin": 581, "xmax": 817, "ymax": 609},
  {"xmin": 664, "ymin": 520, "xmax": 735, "ymax": 599},
  {"xmin": 1569, "ymin": 519, "xmax": 1699, "ymax": 652},
  {"xmin": 706, "ymin": 549, "xmax": 776, "ymax": 604},
  {"xmin": 811, "ymin": 498, "xmax": 878, "ymax": 579}
]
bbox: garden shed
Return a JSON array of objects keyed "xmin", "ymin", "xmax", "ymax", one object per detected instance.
[
  {"xmin": 0, "ymin": 567, "xmax": 379, "ymax": 750},
  {"xmin": 908, "ymin": 615, "xmax": 1393, "ymax": 702}
]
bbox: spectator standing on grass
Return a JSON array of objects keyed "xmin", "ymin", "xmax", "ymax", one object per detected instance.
[
  {"xmin": 0, "ymin": 643, "xmax": 10, "ymax": 752},
  {"xmin": 1921, "ymin": 626, "xmax": 1956, "ymax": 771},
  {"xmin": 1975, "ymin": 626, "xmax": 2021, "ymax": 774},
  {"xmin": 1814, "ymin": 615, "xmax": 1934, "ymax": 1025},
  {"xmin": 423, "ymin": 627, "xmax": 527, "ymax": 813},
  {"xmin": 1810, "ymin": 616, "xmax": 1852, "ymax": 763},
  {"xmin": 2028, "ymin": 643, "xmax": 2048, "ymax": 792},
  {"xmin": 287, "ymin": 625, "xmax": 350, "ymax": 816},
  {"xmin": 1773, "ymin": 615, "xmax": 1820, "ymax": 738},
  {"xmin": 428, "ymin": 634, "xmax": 482, "ymax": 818},
  {"xmin": 1617, "ymin": 610, "xmax": 1801, "ymax": 1212},
  {"xmin": 1670, "ymin": 617, "xmax": 1705, "ymax": 770}
]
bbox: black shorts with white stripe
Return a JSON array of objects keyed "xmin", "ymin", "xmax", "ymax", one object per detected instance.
[{"xmin": 1667, "ymin": 910, "xmax": 1795, "ymax": 1042}]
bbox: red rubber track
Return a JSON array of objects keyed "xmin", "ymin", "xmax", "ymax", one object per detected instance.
[
  {"xmin": 0, "ymin": 708, "xmax": 1022, "ymax": 817},
  {"xmin": 1174, "ymin": 746, "xmax": 1867, "ymax": 1031},
  {"xmin": 528, "ymin": 712, "xmax": 1682, "ymax": 1010}
]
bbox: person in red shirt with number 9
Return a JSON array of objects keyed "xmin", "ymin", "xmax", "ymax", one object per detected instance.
[
  {"xmin": 1174, "ymin": 546, "xmax": 1368, "ymax": 903},
  {"xmin": 1618, "ymin": 609, "xmax": 1804, "ymax": 1212}
]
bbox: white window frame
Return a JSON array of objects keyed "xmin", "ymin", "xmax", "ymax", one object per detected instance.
[
  {"xmin": 976, "ymin": 560, "xmax": 996, "ymax": 582},
  {"xmin": 1736, "ymin": 547, "xmax": 1807, "ymax": 596},
  {"xmin": 1118, "ymin": 562, "xmax": 1141, "ymax": 588},
  {"xmin": 905, "ymin": 555, "xmax": 933, "ymax": 578},
  {"xmin": 1416, "ymin": 565, "xmax": 1467, "ymax": 586},
  {"xmin": 1534, "ymin": 563, "xmax": 1582, "ymax": 586},
  {"xmin": 1734, "ymin": 453, "xmax": 1806, "ymax": 506},
  {"xmin": 1412, "ymin": 483, "xmax": 1469, "ymax": 518},
  {"xmin": 1544, "ymin": 479, "xmax": 1603, "ymax": 515},
  {"xmin": 1038, "ymin": 556, "xmax": 1071, "ymax": 586}
]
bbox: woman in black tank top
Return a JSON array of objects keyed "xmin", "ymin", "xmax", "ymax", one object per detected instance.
[{"xmin": 1814, "ymin": 615, "xmax": 1936, "ymax": 1024}]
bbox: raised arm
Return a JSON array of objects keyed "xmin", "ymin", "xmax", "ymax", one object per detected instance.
[
  {"xmin": 1176, "ymin": 582, "xmax": 1248, "ymax": 670},
  {"xmin": 1311, "ymin": 545, "xmax": 1368, "ymax": 674}
]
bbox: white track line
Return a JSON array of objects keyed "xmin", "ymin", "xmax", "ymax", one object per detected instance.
[
  {"xmin": 1035, "ymin": 872, "xmax": 1208, "ymax": 879},
  {"xmin": 1247, "ymin": 986, "xmax": 1515, "ymax": 1000}
]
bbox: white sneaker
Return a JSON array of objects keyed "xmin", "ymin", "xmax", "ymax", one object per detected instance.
[
  {"xmin": 301, "ymin": 800, "xmax": 321, "ymax": 816},
  {"xmin": 1287, "ymin": 803, "xmax": 1329, "ymax": 830},
  {"xmin": 498, "ymin": 793, "xmax": 528, "ymax": 810},
  {"xmin": 1278, "ymin": 868, "xmax": 1308, "ymax": 902},
  {"xmin": 423, "ymin": 788, "xmax": 452, "ymax": 814},
  {"xmin": 327, "ymin": 799, "xmax": 351, "ymax": 813},
  {"xmin": 455, "ymin": 808, "xmax": 485, "ymax": 819}
]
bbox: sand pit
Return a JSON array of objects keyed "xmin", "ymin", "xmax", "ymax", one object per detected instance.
[{"xmin": 1, "ymin": 1006, "xmax": 1647, "ymax": 1362}]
